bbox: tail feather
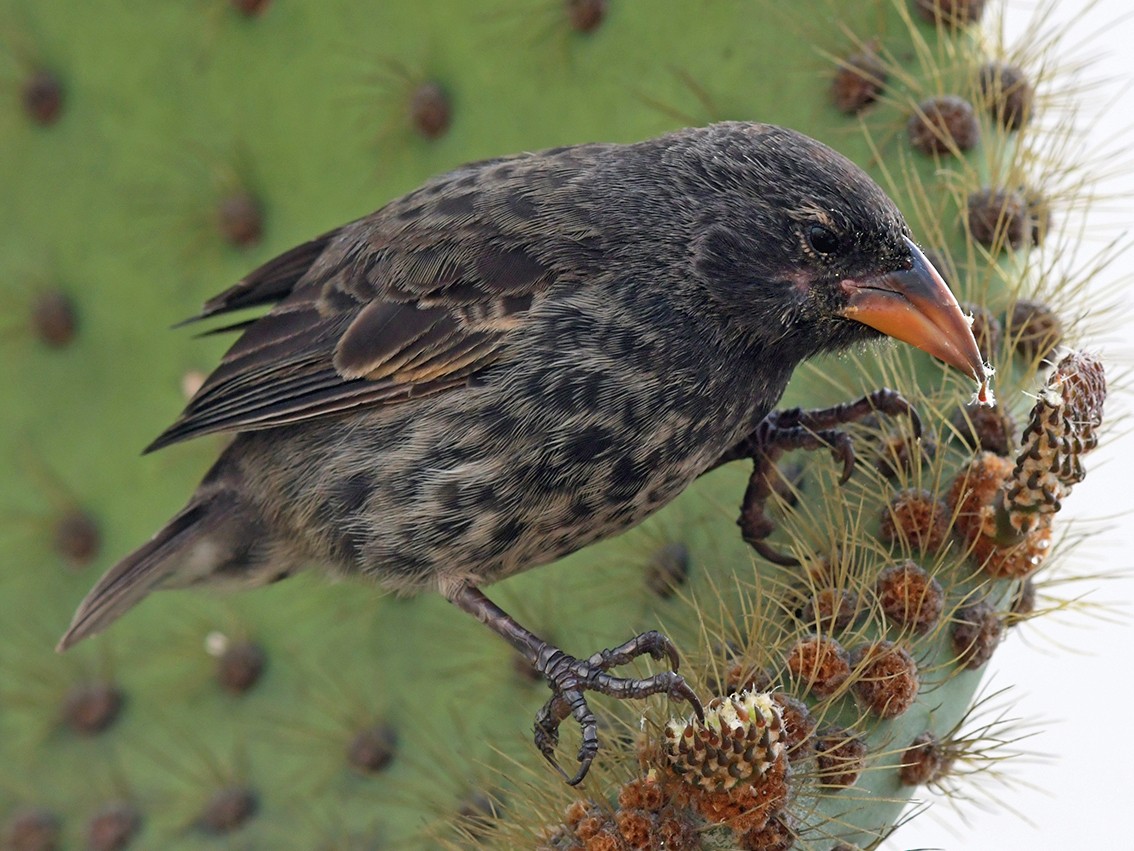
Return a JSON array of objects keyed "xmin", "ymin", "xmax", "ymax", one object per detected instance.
[{"xmin": 57, "ymin": 500, "xmax": 223, "ymax": 652}]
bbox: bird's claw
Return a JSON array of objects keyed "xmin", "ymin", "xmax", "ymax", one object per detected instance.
[
  {"xmin": 829, "ymin": 431, "xmax": 856, "ymax": 485},
  {"xmin": 531, "ymin": 632, "xmax": 703, "ymax": 785},
  {"xmin": 728, "ymin": 388, "xmax": 920, "ymax": 564}
]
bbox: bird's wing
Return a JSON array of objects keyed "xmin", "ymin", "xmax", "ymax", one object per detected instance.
[{"xmin": 146, "ymin": 172, "xmax": 576, "ymax": 452}]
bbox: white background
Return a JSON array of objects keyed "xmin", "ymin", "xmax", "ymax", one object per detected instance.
[{"xmin": 888, "ymin": 1, "xmax": 1134, "ymax": 848}]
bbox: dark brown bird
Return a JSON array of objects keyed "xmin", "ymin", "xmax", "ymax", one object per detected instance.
[{"xmin": 59, "ymin": 123, "xmax": 985, "ymax": 782}]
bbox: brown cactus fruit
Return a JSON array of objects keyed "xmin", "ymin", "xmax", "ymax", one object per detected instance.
[
  {"xmin": 849, "ymin": 641, "xmax": 919, "ymax": 719},
  {"xmin": 814, "ymin": 726, "xmax": 868, "ymax": 788},
  {"xmin": 879, "ymin": 488, "xmax": 950, "ymax": 552},
  {"xmin": 908, "ymin": 94, "xmax": 980, "ymax": 155},
  {"xmin": 785, "ymin": 634, "xmax": 851, "ymax": 698},
  {"xmin": 899, "ymin": 731, "xmax": 952, "ymax": 785},
  {"xmin": 409, "ymin": 81, "xmax": 451, "ymax": 139},
  {"xmin": 979, "ymin": 62, "xmax": 1034, "ymax": 130},
  {"xmin": 875, "ymin": 561, "xmax": 945, "ymax": 635},
  {"xmin": 1008, "ymin": 299, "xmax": 1063, "ymax": 363},
  {"xmin": 831, "ymin": 46, "xmax": 888, "ymax": 114},
  {"xmin": 914, "ymin": 0, "xmax": 987, "ymax": 27},
  {"xmin": 951, "ymin": 599, "xmax": 1003, "ymax": 669}
]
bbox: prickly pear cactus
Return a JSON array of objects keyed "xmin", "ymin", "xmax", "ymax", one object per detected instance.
[{"xmin": 0, "ymin": 1, "xmax": 1112, "ymax": 848}]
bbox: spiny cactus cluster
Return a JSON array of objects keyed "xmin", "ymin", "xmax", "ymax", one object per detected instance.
[
  {"xmin": 528, "ymin": 337, "xmax": 1107, "ymax": 851},
  {"xmin": 663, "ymin": 691, "xmax": 785, "ymax": 792},
  {"xmin": 1001, "ymin": 351, "xmax": 1105, "ymax": 529},
  {"xmin": 0, "ymin": 0, "xmax": 1113, "ymax": 848}
]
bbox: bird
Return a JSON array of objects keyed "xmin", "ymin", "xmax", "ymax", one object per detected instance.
[{"xmin": 58, "ymin": 122, "xmax": 986, "ymax": 783}]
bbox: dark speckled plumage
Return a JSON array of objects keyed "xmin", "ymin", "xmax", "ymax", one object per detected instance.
[
  {"xmin": 60, "ymin": 121, "xmax": 969, "ymax": 781},
  {"xmin": 63, "ymin": 123, "xmax": 917, "ymax": 642}
]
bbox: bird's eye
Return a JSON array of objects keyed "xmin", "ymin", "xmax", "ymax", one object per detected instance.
[{"xmin": 806, "ymin": 224, "xmax": 839, "ymax": 255}]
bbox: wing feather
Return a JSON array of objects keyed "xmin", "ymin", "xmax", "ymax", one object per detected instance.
[
  {"xmin": 144, "ymin": 153, "xmax": 597, "ymax": 453},
  {"xmin": 333, "ymin": 301, "xmax": 450, "ymax": 380},
  {"xmin": 189, "ymin": 230, "xmax": 339, "ymax": 322}
]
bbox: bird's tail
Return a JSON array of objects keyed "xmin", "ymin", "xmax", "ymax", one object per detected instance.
[{"xmin": 57, "ymin": 493, "xmax": 238, "ymax": 652}]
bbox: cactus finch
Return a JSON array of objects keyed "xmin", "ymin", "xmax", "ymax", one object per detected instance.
[{"xmin": 59, "ymin": 123, "xmax": 986, "ymax": 783}]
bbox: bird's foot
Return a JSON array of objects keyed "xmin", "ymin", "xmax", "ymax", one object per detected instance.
[
  {"xmin": 446, "ymin": 585, "xmax": 703, "ymax": 785},
  {"xmin": 532, "ymin": 631, "xmax": 704, "ymax": 785},
  {"xmin": 723, "ymin": 388, "xmax": 921, "ymax": 565}
]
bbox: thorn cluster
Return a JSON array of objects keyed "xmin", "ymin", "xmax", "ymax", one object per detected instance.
[
  {"xmin": 951, "ymin": 400, "xmax": 1015, "ymax": 456},
  {"xmin": 898, "ymin": 731, "xmax": 952, "ymax": 786},
  {"xmin": 951, "ymin": 599, "xmax": 1003, "ymax": 669},
  {"xmin": 908, "ymin": 94, "xmax": 980, "ymax": 156},
  {"xmin": 1000, "ymin": 351, "xmax": 1105, "ymax": 536},
  {"xmin": 645, "ymin": 541, "xmax": 691, "ymax": 598},
  {"xmin": 663, "ymin": 691, "xmax": 785, "ymax": 792},
  {"xmin": 800, "ymin": 587, "xmax": 859, "ymax": 633},
  {"xmin": 1009, "ymin": 299, "xmax": 1063, "ymax": 362},
  {"xmin": 831, "ymin": 46, "xmax": 888, "ymax": 114},
  {"xmin": 874, "ymin": 560, "xmax": 944, "ymax": 635},
  {"xmin": 770, "ymin": 693, "xmax": 818, "ymax": 763},
  {"xmin": 215, "ymin": 640, "xmax": 268, "ymax": 695},
  {"xmin": 197, "ymin": 786, "xmax": 258, "ymax": 835},
  {"xmin": 979, "ymin": 62, "xmax": 1034, "ymax": 131},
  {"xmin": 814, "ymin": 725, "xmax": 868, "ymax": 789},
  {"xmin": 31, "ymin": 289, "xmax": 77, "ymax": 349},
  {"xmin": 879, "ymin": 488, "xmax": 950, "ymax": 552},
  {"xmin": 86, "ymin": 802, "xmax": 142, "ymax": 851},
  {"xmin": 63, "ymin": 681, "xmax": 124, "ymax": 736},
  {"xmin": 949, "ymin": 452, "xmax": 1051, "ymax": 578},
  {"xmin": 849, "ymin": 641, "xmax": 919, "ymax": 719},
  {"xmin": 785, "ymin": 635, "xmax": 851, "ymax": 698},
  {"xmin": 346, "ymin": 722, "xmax": 398, "ymax": 774}
]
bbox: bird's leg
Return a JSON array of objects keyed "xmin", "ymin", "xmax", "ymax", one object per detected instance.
[
  {"xmin": 734, "ymin": 424, "xmax": 855, "ymax": 566},
  {"xmin": 771, "ymin": 388, "xmax": 922, "ymax": 439},
  {"xmin": 709, "ymin": 388, "xmax": 921, "ymax": 566},
  {"xmin": 447, "ymin": 584, "xmax": 704, "ymax": 785},
  {"xmin": 532, "ymin": 631, "xmax": 692, "ymax": 766}
]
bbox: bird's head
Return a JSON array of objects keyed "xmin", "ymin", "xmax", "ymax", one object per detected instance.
[{"xmin": 684, "ymin": 123, "xmax": 987, "ymax": 388}]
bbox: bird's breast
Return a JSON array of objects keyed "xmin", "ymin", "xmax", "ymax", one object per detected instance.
[{"xmin": 246, "ymin": 298, "xmax": 778, "ymax": 593}]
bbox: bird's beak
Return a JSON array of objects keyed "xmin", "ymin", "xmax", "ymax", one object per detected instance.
[{"xmin": 838, "ymin": 237, "xmax": 986, "ymax": 383}]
